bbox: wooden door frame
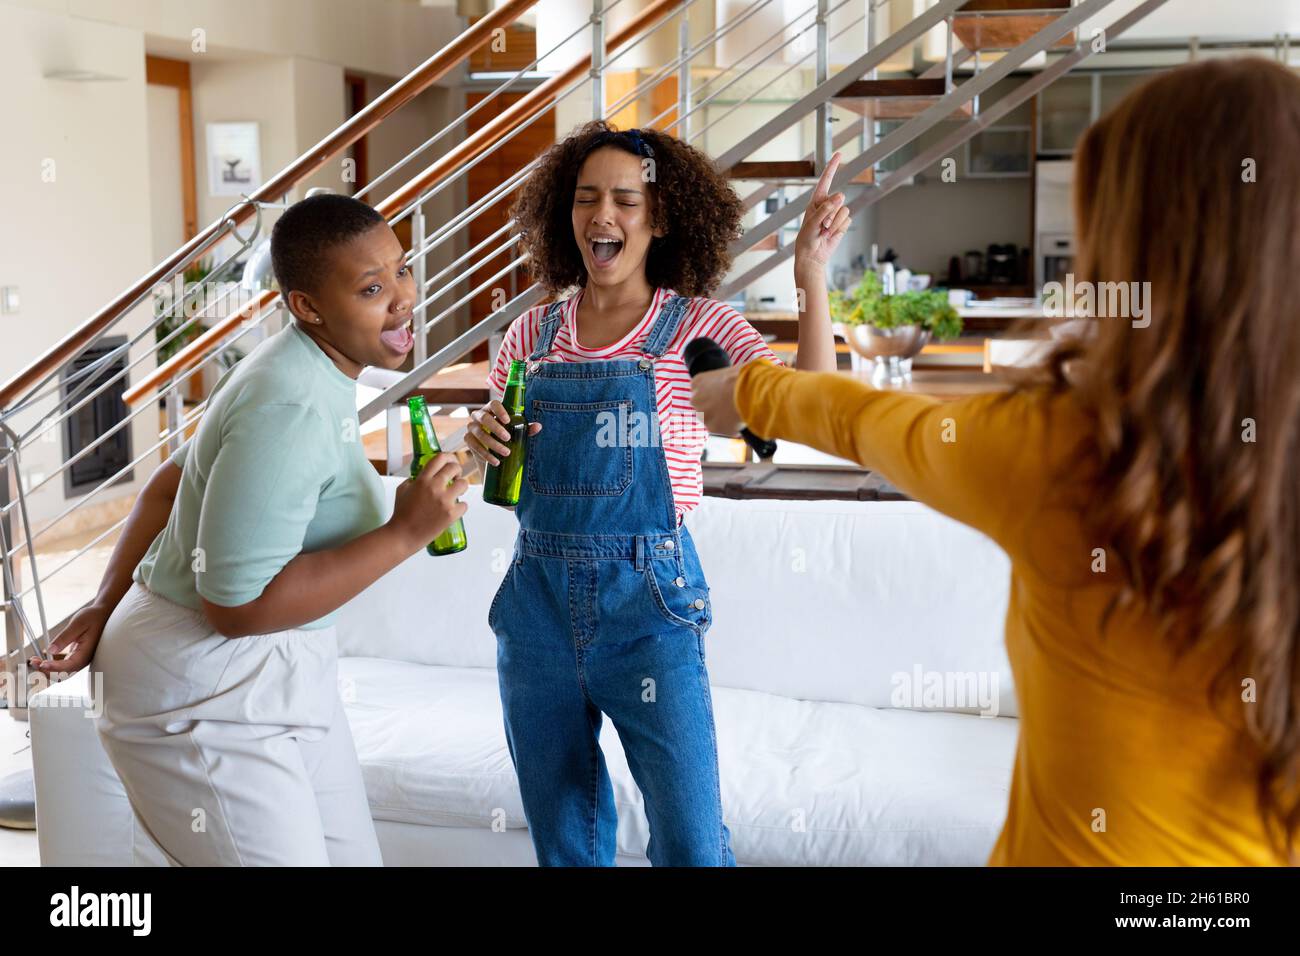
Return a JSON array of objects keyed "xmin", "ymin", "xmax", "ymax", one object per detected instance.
[
  {"xmin": 344, "ymin": 73, "xmax": 370, "ymax": 192},
  {"xmin": 144, "ymin": 55, "xmax": 198, "ymax": 241}
]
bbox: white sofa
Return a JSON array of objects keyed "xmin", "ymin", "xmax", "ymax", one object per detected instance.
[{"xmin": 30, "ymin": 480, "xmax": 1019, "ymax": 866}]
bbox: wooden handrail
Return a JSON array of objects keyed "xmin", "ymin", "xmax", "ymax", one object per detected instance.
[
  {"xmin": 121, "ymin": 289, "xmax": 278, "ymax": 406},
  {"xmin": 0, "ymin": 0, "xmax": 536, "ymax": 411},
  {"xmin": 376, "ymin": 0, "xmax": 685, "ymax": 218},
  {"xmin": 127, "ymin": 0, "xmax": 687, "ymax": 408}
]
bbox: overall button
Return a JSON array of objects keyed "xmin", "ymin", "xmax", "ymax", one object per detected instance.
[
  {"xmin": 659, "ymin": 539, "xmax": 675, "ymax": 552},
  {"xmin": 693, "ymin": 599, "xmax": 707, "ymax": 610},
  {"xmin": 638, "ymin": 357, "xmax": 652, "ymax": 370},
  {"xmin": 674, "ymin": 577, "xmax": 686, "ymax": 587}
]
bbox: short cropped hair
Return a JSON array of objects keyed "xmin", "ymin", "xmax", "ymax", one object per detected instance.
[{"xmin": 270, "ymin": 193, "xmax": 386, "ymax": 295}]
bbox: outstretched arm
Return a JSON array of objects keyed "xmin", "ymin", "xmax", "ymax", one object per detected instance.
[
  {"xmin": 792, "ymin": 151, "xmax": 852, "ymax": 372},
  {"xmin": 692, "ymin": 360, "xmax": 1044, "ymax": 548},
  {"xmin": 32, "ymin": 457, "xmax": 183, "ymax": 673}
]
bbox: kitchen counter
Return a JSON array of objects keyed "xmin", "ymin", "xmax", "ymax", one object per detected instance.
[
  {"xmin": 362, "ymin": 360, "xmax": 1007, "ymax": 473},
  {"xmin": 407, "ymin": 360, "xmax": 1005, "ymax": 405},
  {"xmin": 745, "ymin": 302, "xmax": 1046, "ymax": 322},
  {"xmin": 842, "ymin": 367, "xmax": 1008, "ymax": 400},
  {"xmin": 745, "ymin": 301, "xmax": 1048, "ymax": 338}
]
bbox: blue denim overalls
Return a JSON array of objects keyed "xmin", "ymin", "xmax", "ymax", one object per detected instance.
[{"xmin": 488, "ymin": 294, "xmax": 736, "ymax": 867}]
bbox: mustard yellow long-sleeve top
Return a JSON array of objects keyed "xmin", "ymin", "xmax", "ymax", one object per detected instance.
[{"xmin": 736, "ymin": 360, "xmax": 1286, "ymax": 866}]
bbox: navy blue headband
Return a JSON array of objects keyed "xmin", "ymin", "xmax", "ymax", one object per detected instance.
[
  {"xmin": 590, "ymin": 127, "xmax": 654, "ymax": 160},
  {"xmin": 623, "ymin": 128, "xmax": 654, "ymax": 159}
]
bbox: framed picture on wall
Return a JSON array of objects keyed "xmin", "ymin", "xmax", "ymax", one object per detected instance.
[{"xmin": 205, "ymin": 121, "xmax": 262, "ymax": 197}]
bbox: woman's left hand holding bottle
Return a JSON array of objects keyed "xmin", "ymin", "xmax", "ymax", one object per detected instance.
[{"xmin": 466, "ymin": 400, "xmax": 542, "ymax": 468}]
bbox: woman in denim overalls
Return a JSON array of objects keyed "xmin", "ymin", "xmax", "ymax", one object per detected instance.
[{"xmin": 468, "ymin": 123, "xmax": 851, "ymax": 866}]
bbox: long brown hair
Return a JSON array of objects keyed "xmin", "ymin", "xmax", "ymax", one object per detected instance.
[{"xmin": 1022, "ymin": 58, "xmax": 1300, "ymax": 857}]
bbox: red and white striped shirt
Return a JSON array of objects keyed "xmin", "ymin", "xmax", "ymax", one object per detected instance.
[{"xmin": 487, "ymin": 286, "xmax": 783, "ymax": 519}]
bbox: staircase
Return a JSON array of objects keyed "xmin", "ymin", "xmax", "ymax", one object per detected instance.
[{"xmin": 0, "ymin": 0, "xmax": 1173, "ymax": 712}]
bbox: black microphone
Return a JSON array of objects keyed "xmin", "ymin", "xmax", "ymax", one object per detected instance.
[{"xmin": 684, "ymin": 337, "xmax": 778, "ymax": 460}]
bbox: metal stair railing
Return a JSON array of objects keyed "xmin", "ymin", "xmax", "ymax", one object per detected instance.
[
  {"xmin": 121, "ymin": 0, "xmax": 672, "ymax": 412},
  {"xmin": 716, "ymin": 0, "xmax": 1111, "ymax": 261},
  {"xmin": 0, "ymin": 0, "xmax": 571, "ymax": 710},
  {"xmin": 718, "ymin": 0, "xmax": 1174, "ymax": 299},
  {"xmin": 359, "ymin": 0, "xmax": 1179, "ymax": 457},
  {"xmin": 131, "ymin": 0, "xmax": 706, "ymax": 416},
  {"xmin": 2, "ymin": 0, "xmax": 1178, "ymax": 713},
  {"xmin": 356, "ymin": 0, "xmax": 915, "ymax": 430},
  {"xmin": 3, "ymin": 0, "xmax": 718, "ymax": 703},
  {"xmin": 354, "ymin": 0, "xmax": 1064, "ymax": 429},
  {"xmin": 0, "ymin": 0, "xmax": 539, "ymax": 414},
  {"xmin": 357, "ymin": 0, "xmax": 1179, "ymax": 425}
]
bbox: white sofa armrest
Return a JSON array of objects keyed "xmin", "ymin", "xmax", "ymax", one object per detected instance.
[{"xmin": 29, "ymin": 669, "xmax": 135, "ymax": 866}]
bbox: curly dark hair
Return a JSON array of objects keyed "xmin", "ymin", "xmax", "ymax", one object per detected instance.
[{"xmin": 508, "ymin": 121, "xmax": 744, "ymax": 296}]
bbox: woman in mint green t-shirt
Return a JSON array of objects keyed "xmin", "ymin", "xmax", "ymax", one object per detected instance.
[{"xmin": 32, "ymin": 196, "xmax": 465, "ymax": 866}]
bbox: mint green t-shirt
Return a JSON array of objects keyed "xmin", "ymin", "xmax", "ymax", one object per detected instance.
[{"xmin": 134, "ymin": 323, "xmax": 386, "ymax": 628}]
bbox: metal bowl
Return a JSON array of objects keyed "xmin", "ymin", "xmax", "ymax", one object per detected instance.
[{"xmin": 836, "ymin": 322, "xmax": 931, "ymax": 362}]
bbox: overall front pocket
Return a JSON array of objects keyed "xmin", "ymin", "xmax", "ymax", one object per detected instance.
[
  {"xmin": 644, "ymin": 558, "xmax": 712, "ymax": 632},
  {"xmin": 487, "ymin": 561, "xmax": 517, "ymax": 634},
  {"xmin": 526, "ymin": 399, "xmax": 634, "ymax": 496}
]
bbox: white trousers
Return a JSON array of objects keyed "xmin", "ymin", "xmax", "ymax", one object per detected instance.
[{"xmin": 92, "ymin": 583, "xmax": 382, "ymax": 866}]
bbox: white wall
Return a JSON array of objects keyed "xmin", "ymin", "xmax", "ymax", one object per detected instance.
[
  {"xmin": 1086, "ymin": 0, "xmax": 1300, "ymax": 40},
  {"xmin": 872, "ymin": 76, "xmax": 1037, "ymax": 282},
  {"xmin": 702, "ymin": 68, "xmax": 809, "ymax": 311},
  {"xmin": 3, "ymin": 0, "xmax": 464, "ymax": 80},
  {"xmin": 0, "ymin": 2, "xmax": 159, "ymax": 528},
  {"xmin": 361, "ymin": 76, "xmax": 466, "ymax": 349},
  {"xmin": 293, "ymin": 58, "xmax": 349, "ymax": 197},
  {"xmin": 190, "ymin": 56, "xmax": 297, "ymax": 233},
  {"xmin": 0, "ymin": 0, "xmax": 470, "ymax": 532}
]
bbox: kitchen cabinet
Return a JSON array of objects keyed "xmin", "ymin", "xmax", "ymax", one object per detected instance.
[
  {"xmin": 967, "ymin": 126, "xmax": 1032, "ymax": 177},
  {"xmin": 875, "ymin": 119, "xmax": 918, "ymax": 176},
  {"xmin": 1038, "ymin": 74, "xmax": 1094, "ymax": 154},
  {"xmin": 1037, "ymin": 71, "xmax": 1155, "ymax": 156},
  {"xmin": 1098, "ymin": 71, "xmax": 1152, "ymax": 115}
]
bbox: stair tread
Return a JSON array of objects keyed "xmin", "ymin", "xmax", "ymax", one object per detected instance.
[
  {"xmin": 730, "ymin": 161, "xmax": 874, "ymax": 185},
  {"xmin": 833, "ymin": 96, "xmax": 974, "ymax": 120},
  {"xmin": 953, "ymin": 0, "xmax": 1075, "ymax": 51},
  {"xmin": 839, "ymin": 78, "xmax": 948, "ymax": 98},
  {"xmin": 958, "ymin": 0, "xmax": 1071, "ymax": 11},
  {"xmin": 729, "ymin": 160, "xmax": 816, "ymax": 178}
]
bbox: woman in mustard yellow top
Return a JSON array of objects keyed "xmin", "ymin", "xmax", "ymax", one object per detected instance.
[{"xmin": 691, "ymin": 58, "xmax": 1300, "ymax": 866}]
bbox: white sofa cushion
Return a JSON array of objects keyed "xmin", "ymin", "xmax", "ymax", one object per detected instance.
[
  {"xmin": 333, "ymin": 482, "xmax": 507, "ymax": 670},
  {"xmin": 335, "ymin": 481, "xmax": 1016, "ymax": 716},
  {"xmin": 341, "ymin": 657, "xmax": 1017, "ymax": 866},
  {"xmin": 691, "ymin": 496, "xmax": 1016, "ymax": 715}
]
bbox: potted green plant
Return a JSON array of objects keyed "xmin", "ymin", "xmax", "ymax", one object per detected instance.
[
  {"xmin": 153, "ymin": 257, "xmax": 248, "ymax": 401},
  {"xmin": 828, "ymin": 271, "xmax": 962, "ymax": 385},
  {"xmin": 153, "ymin": 258, "xmax": 213, "ymax": 365}
]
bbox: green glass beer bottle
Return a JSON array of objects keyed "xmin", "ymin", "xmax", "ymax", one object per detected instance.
[
  {"xmin": 483, "ymin": 359, "xmax": 529, "ymax": 508},
  {"xmin": 408, "ymin": 395, "xmax": 468, "ymax": 556}
]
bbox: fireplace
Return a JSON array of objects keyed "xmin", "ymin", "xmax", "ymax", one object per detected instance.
[{"xmin": 62, "ymin": 337, "xmax": 133, "ymax": 496}]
